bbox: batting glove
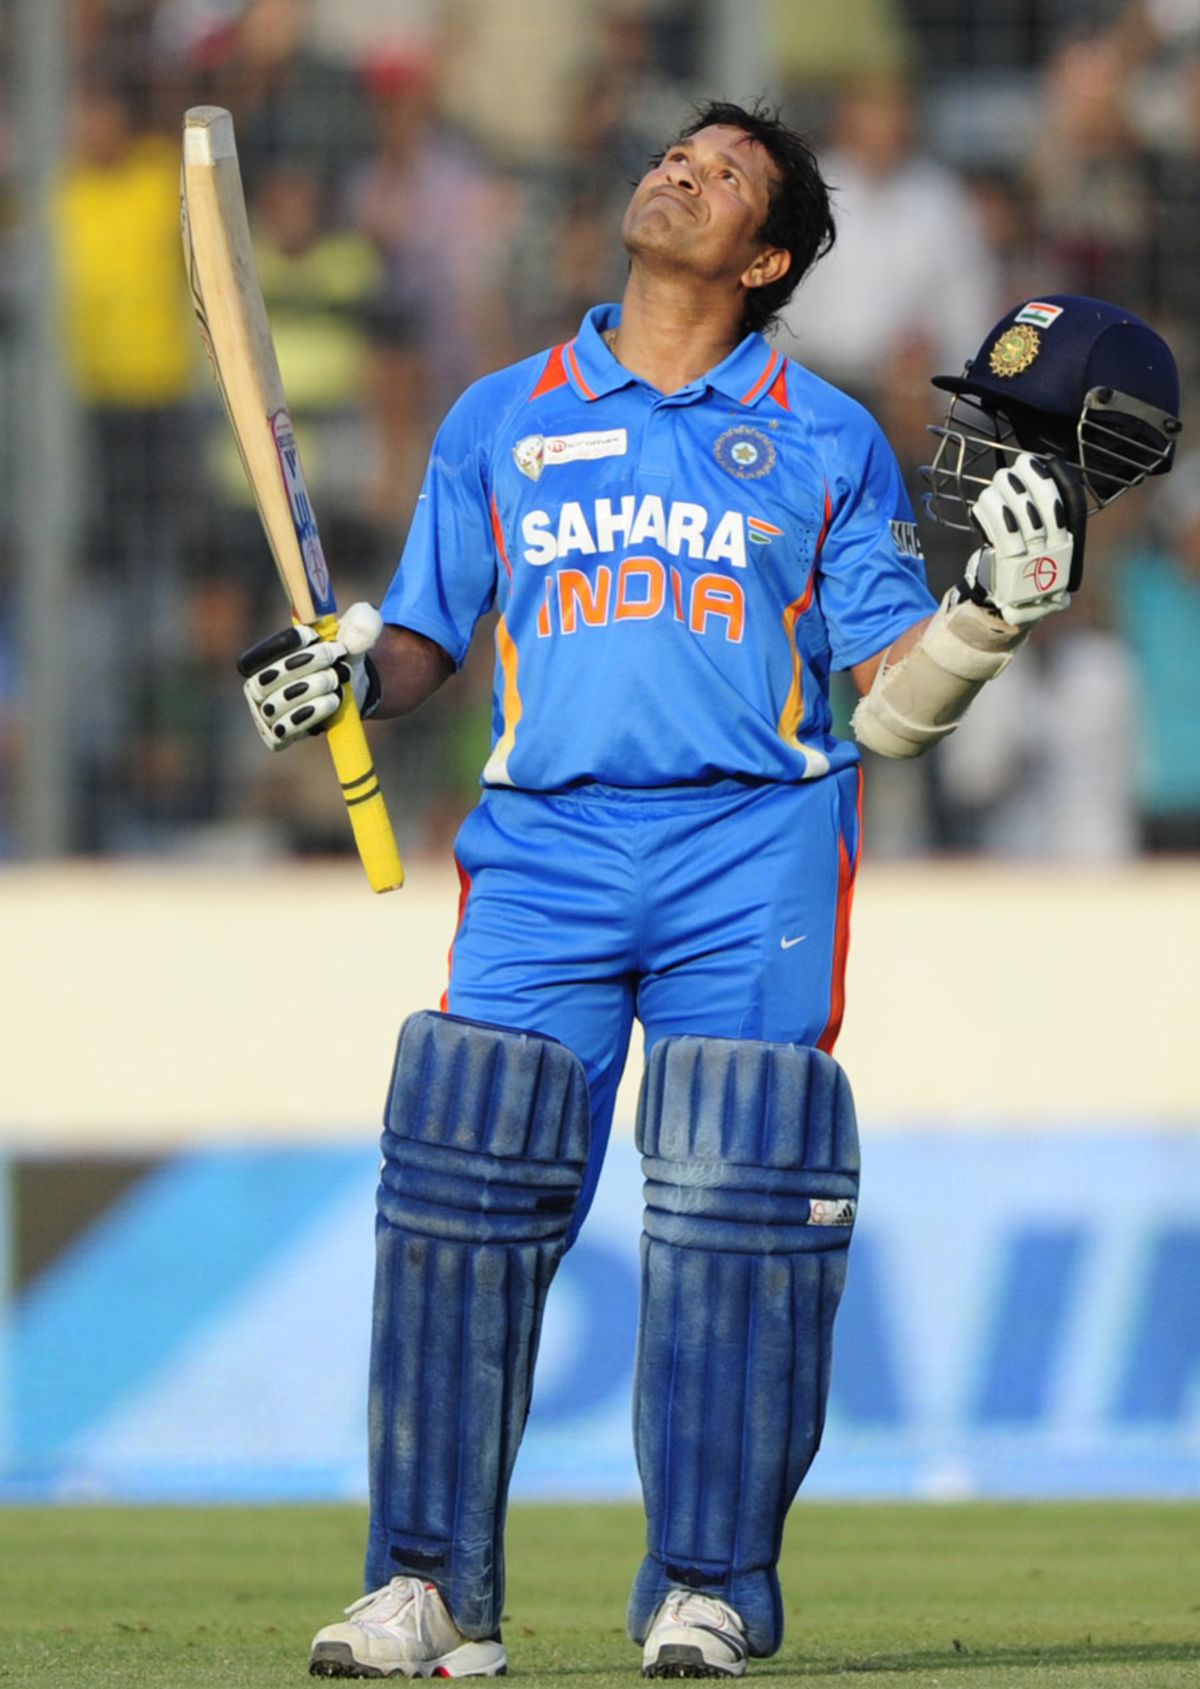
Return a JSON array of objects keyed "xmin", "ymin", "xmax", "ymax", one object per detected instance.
[
  {"xmin": 239, "ymin": 601, "xmax": 383, "ymax": 751},
  {"xmin": 960, "ymin": 452, "xmax": 1087, "ymax": 627}
]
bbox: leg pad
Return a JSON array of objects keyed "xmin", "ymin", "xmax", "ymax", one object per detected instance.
[
  {"xmin": 628, "ymin": 1035, "xmax": 859, "ymax": 1658},
  {"xmin": 366, "ymin": 1011, "xmax": 590, "ymax": 1636}
]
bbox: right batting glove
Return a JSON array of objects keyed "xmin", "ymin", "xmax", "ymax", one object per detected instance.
[
  {"xmin": 239, "ymin": 601, "xmax": 383, "ymax": 751},
  {"xmin": 960, "ymin": 452, "xmax": 1087, "ymax": 627}
]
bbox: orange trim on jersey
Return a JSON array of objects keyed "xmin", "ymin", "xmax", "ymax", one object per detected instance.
[
  {"xmin": 817, "ymin": 769, "xmax": 863, "ymax": 1053},
  {"xmin": 491, "ymin": 495, "xmax": 512, "ymax": 579},
  {"xmin": 815, "ymin": 480, "xmax": 834, "ymax": 556},
  {"xmin": 776, "ymin": 569, "xmax": 816, "ymax": 744},
  {"xmin": 528, "ymin": 343, "xmax": 570, "ymax": 401},
  {"xmin": 483, "ymin": 613, "xmax": 523, "ymax": 781},
  {"xmin": 566, "ymin": 340, "xmax": 597, "ymax": 400},
  {"xmin": 740, "ymin": 349, "xmax": 780, "ymax": 405},
  {"xmin": 766, "ymin": 361, "xmax": 790, "ymax": 411},
  {"xmin": 439, "ymin": 856, "xmax": 473, "ymax": 1012},
  {"xmin": 777, "ymin": 486, "xmax": 831, "ymax": 753}
]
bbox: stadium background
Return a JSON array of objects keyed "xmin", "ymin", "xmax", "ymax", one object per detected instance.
[{"xmin": 1, "ymin": 0, "xmax": 1197, "ymax": 1507}]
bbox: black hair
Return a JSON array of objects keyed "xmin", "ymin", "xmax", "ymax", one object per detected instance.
[{"xmin": 667, "ymin": 99, "xmax": 836, "ymax": 336}]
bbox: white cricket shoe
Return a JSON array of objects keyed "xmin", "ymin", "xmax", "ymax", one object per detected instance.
[
  {"xmin": 309, "ymin": 1576, "xmax": 507, "ymax": 1678},
  {"xmin": 641, "ymin": 1590, "xmax": 749, "ymax": 1678}
]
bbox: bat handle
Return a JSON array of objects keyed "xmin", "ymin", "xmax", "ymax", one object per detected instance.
[{"xmin": 313, "ymin": 613, "xmax": 405, "ymax": 893}]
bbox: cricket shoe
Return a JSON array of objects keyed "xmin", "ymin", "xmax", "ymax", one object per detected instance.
[
  {"xmin": 641, "ymin": 1590, "xmax": 748, "ymax": 1678},
  {"xmin": 309, "ymin": 1576, "xmax": 506, "ymax": 1678}
]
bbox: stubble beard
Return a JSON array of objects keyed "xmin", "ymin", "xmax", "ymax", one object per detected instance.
[{"xmin": 621, "ymin": 199, "xmax": 716, "ymax": 285}]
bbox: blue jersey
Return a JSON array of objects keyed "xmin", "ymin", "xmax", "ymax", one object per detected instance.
[{"xmin": 381, "ymin": 303, "xmax": 936, "ymax": 789}]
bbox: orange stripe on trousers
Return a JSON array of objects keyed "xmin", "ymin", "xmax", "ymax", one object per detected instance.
[
  {"xmin": 439, "ymin": 857, "xmax": 473, "ymax": 1013},
  {"xmin": 817, "ymin": 768, "xmax": 863, "ymax": 1054}
]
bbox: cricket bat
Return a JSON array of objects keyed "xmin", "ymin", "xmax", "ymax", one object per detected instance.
[{"xmin": 180, "ymin": 104, "xmax": 404, "ymax": 892}]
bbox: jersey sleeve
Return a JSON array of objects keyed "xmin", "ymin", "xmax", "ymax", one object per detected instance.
[
  {"xmin": 379, "ymin": 387, "xmax": 499, "ymax": 668},
  {"xmin": 816, "ymin": 416, "xmax": 938, "ymax": 672}
]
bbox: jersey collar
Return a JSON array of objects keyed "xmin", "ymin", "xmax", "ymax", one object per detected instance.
[
  {"xmin": 566, "ymin": 304, "xmax": 636, "ymax": 400},
  {"xmin": 705, "ymin": 329, "xmax": 785, "ymax": 406},
  {"xmin": 569, "ymin": 303, "xmax": 782, "ymax": 407}
]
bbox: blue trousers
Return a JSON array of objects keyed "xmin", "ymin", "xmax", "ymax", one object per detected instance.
[{"xmin": 443, "ymin": 771, "xmax": 862, "ymax": 1231}]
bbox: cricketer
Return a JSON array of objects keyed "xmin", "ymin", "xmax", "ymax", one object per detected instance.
[{"xmin": 239, "ymin": 101, "xmax": 1180, "ymax": 1679}]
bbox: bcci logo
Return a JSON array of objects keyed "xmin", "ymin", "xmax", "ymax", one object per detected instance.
[
  {"xmin": 989, "ymin": 323, "xmax": 1041, "ymax": 378},
  {"xmin": 714, "ymin": 424, "xmax": 777, "ymax": 480}
]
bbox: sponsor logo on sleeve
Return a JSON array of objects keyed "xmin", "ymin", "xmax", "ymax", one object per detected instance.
[{"xmin": 890, "ymin": 519, "xmax": 924, "ymax": 559}]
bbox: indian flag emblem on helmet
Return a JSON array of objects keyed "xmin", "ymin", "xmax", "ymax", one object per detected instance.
[
  {"xmin": 1015, "ymin": 300, "xmax": 1064, "ymax": 329},
  {"xmin": 988, "ymin": 322, "xmax": 1040, "ymax": 377}
]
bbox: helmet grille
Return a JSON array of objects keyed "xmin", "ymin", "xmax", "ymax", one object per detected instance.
[{"xmin": 922, "ymin": 386, "xmax": 1179, "ymax": 531}]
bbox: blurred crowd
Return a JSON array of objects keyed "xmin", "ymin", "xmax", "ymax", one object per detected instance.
[{"xmin": 1, "ymin": 0, "xmax": 1198, "ymax": 864}]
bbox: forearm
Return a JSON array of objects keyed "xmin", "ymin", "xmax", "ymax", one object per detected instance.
[
  {"xmin": 851, "ymin": 592, "xmax": 1026, "ymax": 758},
  {"xmin": 850, "ymin": 452, "xmax": 1083, "ymax": 759},
  {"xmin": 849, "ymin": 615, "xmax": 932, "ymax": 696},
  {"xmin": 371, "ymin": 624, "xmax": 456, "ymax": 718}
]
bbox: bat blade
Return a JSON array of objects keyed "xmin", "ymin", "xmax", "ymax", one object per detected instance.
[{"xmin": 181, "ymin": 105, "xmax": 403, "ymax": 892}]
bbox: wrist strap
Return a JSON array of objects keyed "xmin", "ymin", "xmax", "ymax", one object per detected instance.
[{"xmin": 360, "ymin": 653, "xmax": 383, "ymax": 720}]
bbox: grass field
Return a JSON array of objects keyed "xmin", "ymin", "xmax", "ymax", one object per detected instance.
[{"xmin": 1, "ymin": 1502, "xmax": 1197, "ymax": 1686}]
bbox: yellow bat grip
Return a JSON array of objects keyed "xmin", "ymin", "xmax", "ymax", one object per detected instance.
[{"xmin": 314, "ymin": 614, "xmax": 405, "ymax": 893}]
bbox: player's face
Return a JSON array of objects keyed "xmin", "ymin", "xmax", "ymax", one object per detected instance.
[{"xmin": 621, "ymin": 124, "xmax": 787, "ymax": 294}]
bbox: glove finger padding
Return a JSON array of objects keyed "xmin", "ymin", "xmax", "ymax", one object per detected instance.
[
  {"xmin": 242, "ymin": 636, "xmax": 343, "ymax": 708},
  {"xmin": 964, "ymin": 451, "xmax": 1080, "ymax": 627},
  {"xmin": 238, "ymin": 605, "xmax": 384, "ymax": 752},
  {"xmin": 245, "ymin": 677, "xmax": 343, "ymax": 749},
  {"xmin": 236, "ymin": 622, "xmax": 317, "ymax": 680}
]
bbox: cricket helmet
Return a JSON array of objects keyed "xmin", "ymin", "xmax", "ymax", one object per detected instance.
[{"xmin": 922, "ymin": 294, "xmax": 1182, "ymax": 530}]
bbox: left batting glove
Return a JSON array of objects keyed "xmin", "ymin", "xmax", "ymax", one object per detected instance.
[
  {"xmin": 960, "ymin": 452, "xmax": 1087, "ymax": 627},
  {"xmin": 238, "ymin": 601, "xmax": 383, "ymax": 751}
]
